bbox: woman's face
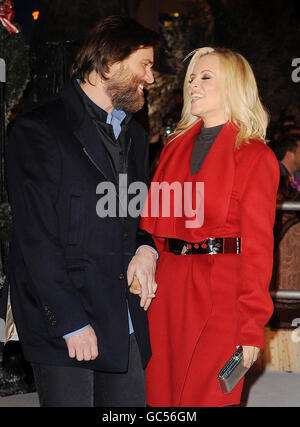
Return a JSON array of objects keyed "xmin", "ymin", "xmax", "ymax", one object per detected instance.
[{"xmin": 188, "ymin": 54, "xmax": 227, "ymax": 126}]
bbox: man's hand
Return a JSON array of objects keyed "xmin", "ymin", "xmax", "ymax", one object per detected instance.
[
  {"xmin": 65, "ymin": 325, "xmax": 98, "ymax": 361},
  {"xmin": 237, "ymin": 345, "xmax": 260, "ymax": 368},
  {"xmin": 127, "ymin": 246, "xmax": 157, "ymax": 311}
]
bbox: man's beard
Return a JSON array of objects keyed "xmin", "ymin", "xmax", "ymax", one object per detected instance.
[{"xmin": 104, "ymin": 68, "xmax": 146, "ymax": 113}]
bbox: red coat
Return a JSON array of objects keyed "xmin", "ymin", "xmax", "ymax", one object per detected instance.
[{"xmin": 140, "ymin": 121, "xmax": 279, "ymax": 406}]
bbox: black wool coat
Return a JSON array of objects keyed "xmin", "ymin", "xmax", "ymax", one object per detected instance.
[{"xmin": 7, "ymin": 80, "xmax": 151, "ymax": 371}]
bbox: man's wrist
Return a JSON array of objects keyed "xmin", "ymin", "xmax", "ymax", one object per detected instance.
[
  {"xmin": 135, "ymin": 245, "xmax": 159, "ymax": 260},
  {"xmin": 63, "ymin": 324, "xmax": 90, "ymax": 339}
]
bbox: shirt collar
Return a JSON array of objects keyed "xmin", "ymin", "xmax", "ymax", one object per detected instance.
[
  {"xmin": 75, "ymin": 79, "xmax": 127, "ymax": 126},
  {"xmin": 106, "ymin": 109, "xmax": 127, "ymax": 126}
]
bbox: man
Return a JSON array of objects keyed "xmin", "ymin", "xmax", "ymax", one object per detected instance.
[
  {"xmin": 7, "ymin": 16, "xmax": 159, "ymax": 407},
  {"xmin": 269, "ymin": 130, "xmax": 300, "ymax": 328},
  {"xmin": 269, "ymin": 130, "xmax": 300, "ymax": 200}
]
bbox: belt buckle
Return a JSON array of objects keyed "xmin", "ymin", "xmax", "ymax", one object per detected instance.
[
  {"xmin": 207, "ymin": 238, "xmax": 223, "ymax": 255},
  {"xmin": 181, "ymin": 244, "xmax": 190, "ymax": 255}
]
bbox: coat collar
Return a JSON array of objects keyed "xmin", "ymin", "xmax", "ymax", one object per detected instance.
[
  {"xmin": 60, "ymin": 79, "xmax": 138, "ymax": 184},
  {"xmin": 140, "ymin": 120, "xmax": 238, "ymax": 240}
]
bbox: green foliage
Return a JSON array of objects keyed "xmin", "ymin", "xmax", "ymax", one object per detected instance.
[
  {"xmin": 0, "ymin": 3, "xmax": 29, "ymax": 243},
  {"xmin": 0, "ymin": 202, "xmax": 11, "ymax": 241},
  {"xmin": 0, "ymin": 4, "xmax": 30, "ymax": 115}
]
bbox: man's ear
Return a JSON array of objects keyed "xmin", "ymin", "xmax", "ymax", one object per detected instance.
[{"xmin": 87, "ymin": 70, "xmax": 98, "ymax": 85}]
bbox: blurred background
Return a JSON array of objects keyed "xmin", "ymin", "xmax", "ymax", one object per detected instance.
[{"xmin": 4, "ymin": 0, "xmax": 300, "ymax": 137}]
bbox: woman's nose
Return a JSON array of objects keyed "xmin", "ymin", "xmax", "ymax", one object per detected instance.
[{"xmin": 190, "ymin": 79, "xmax": 200, "ymax": 88}]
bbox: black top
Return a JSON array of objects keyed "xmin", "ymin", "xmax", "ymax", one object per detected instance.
[{"xmin": 191, "ymin": 123, "xmax": 224, "ymax": 175}]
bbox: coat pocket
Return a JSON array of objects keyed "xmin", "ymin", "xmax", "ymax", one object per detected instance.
[{"xmin": 67, "ymin": 266, "xmax": 86, "ymax": 290}]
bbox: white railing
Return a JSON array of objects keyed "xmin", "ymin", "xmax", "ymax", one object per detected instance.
[
  {"xmin": 277, "ymin": 201, "xmax": 300, "ymax": 211},
  {"xmin": 270, "ymin": 290, "xmax": 300, "ymax": 300},
  {"xmin": 0, "ymin": 58, "xmax": 5, "ymax": 83},
  {"xmin": 272, "ymin": 201, "xmax": 300, "ymax": 299}
]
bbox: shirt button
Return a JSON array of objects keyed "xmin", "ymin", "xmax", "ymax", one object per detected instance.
[{"xmin": 119, "ymin": 273, "xmax": 125, "ymax": 280}]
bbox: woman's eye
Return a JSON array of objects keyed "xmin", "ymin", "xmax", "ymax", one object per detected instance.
[{"xmin": 188, "ymin": 75, "xmax": 211, "ymax": 84}]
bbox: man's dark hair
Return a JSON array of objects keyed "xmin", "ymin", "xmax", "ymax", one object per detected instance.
[
  {"xmin": 270, "ymin": 131, "xmax": 300, "ymax": 161},
  {"xmin": 70, "ymin": 15, "xmax": 160, "ymax": 82}
]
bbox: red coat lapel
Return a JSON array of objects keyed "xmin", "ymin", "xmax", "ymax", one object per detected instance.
[
  {"xmin": 140, "ymin": 121, "xmax": 238, "ymax": 241},
  {"xmin": 195, "ymin": 121, "xmax": 237, "ymax": 235}
]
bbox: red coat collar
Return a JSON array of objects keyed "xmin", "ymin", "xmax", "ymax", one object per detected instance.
[{"xmin": 140, "ymin": 121, "xmax": 238, "ymax": 241}]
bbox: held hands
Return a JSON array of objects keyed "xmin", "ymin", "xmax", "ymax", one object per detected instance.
[
  {"xmin": 127, "ymin": 246, "xmax": 158, "ymax": 311},
  {"xmin": 65, "ymin": 325, "xmax": 98, "ymax": 361},
  {"xmin": 237, "ymin": 345, "xmax": 260, "ymax": 369}
]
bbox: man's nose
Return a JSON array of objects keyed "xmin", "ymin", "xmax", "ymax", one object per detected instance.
[{"xmin": 145, "ymin": 68, "xmax": 154, "ymax": 84}]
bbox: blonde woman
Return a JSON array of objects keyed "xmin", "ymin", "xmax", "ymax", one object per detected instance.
[{"xmin": 139, "ymin": 47, "xmax": 279, "ymax": 406}]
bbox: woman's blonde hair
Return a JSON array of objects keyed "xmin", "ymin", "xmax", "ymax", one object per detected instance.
[{"xmin": 172, "ymin": 47, "xmax": 269, "ymax": 148}]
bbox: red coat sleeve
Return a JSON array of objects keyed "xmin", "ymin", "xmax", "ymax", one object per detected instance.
[{"xmin": 235, "ymin": 147, "xmax": 280, "ymax": 348}]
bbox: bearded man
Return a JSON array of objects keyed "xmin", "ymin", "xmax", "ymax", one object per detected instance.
[{"xmin": 7, "ymin": 16, "xmax": 159, "ymax": 407}]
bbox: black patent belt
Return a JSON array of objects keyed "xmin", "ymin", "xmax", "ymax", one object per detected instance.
[{"xmin": 168, "ymin": 237, "xmax": 241, "ymax": 255}]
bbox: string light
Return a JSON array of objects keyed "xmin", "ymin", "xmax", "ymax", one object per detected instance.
[{"xmin": 32, "ymin": 11, "xmax": 39, "ymax": 21}]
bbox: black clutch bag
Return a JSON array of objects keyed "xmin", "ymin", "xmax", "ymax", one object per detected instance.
[{"xmin": 217, "ymin": 346, "xmax": 250, "ymax": 394}]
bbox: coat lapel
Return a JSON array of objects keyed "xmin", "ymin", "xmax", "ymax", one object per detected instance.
[
  {"xmin": 126, "ymin": 128, "xmax": 138, "ymax": 185},
  {"xmin": 194, "ymin": 121, "xmax": 237, "ymax": 232},
  {"xmin": 60, "ymin": 80, "xmax": 116, "ymax": 183},
  {"xmin": 140, "ymin": 120, "xmax": 238, "ymax": 239},
  {"xmin": 74, "ymin": 114, "xmax": 116, "ymax": 183}
]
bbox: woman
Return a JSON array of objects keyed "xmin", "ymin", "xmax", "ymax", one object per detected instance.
[{"xmin": 139, "ymin": 47, "xmax": 280, "ymax": 406}]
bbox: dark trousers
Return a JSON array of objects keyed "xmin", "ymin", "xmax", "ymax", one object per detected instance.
[{"xmin": 31, "ymin": 333, "xmax": 146, "ymax": 407}]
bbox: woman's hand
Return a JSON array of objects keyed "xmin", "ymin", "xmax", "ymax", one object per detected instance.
[{"xmin": 237, "ymin": 345, "xmax": 260, "ymax": 368}]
